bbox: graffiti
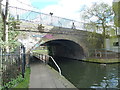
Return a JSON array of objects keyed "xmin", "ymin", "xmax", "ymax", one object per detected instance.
[{"xmin": 44, "ymin": 34, "xmax": 53, "ymax": 39}]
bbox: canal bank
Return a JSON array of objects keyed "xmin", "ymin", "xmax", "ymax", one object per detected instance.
[
  {"xmin": 54, "ymin": 57, "xmax": 120, "ymax": 64},
  {"xmin": 29, "ymin": 61, "xmax": 77, "ymax": 88},
  {"xmin": 85, "ymin": 58, "xmax": 120, "ymax": 64}
]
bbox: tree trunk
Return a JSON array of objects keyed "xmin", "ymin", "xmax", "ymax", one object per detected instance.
[
  {"xmin": 3, "ymin": 18, "xmax": 9, "ymax": 52},
  {"xmin": 102, "ymin": 23, "xmax": 106, "ymax": 48},
  {"xmin": 0, "ymin": 0, "xmax": 9, "ymax": 52},
  {"xmin": 0, "ymin": 0, "xmax": 3, "ymax": 13}
]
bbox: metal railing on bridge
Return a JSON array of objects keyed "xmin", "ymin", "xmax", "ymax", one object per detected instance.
[{"xmin": 1, "ymin": 4, "xmax": 86, "ymax": 31}]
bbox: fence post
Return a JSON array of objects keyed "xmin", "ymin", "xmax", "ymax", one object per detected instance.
[
  {"xmin": 105, "ymin": 50, "xmax": 107, "ymax": 59},
  {"xmin": 21, "ymin": 45, "xmax": 26, "ymax": 78},
  {"xmin": 0, "ymin": 48, "xmax": 3, "ymax": 88},
  {"xmin": 95, "ymin": 49, "xmax": 97, "ymax": 58}
]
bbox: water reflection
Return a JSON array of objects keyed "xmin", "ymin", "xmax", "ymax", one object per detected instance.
[{"xmin": 49, "ymin": 57, "xmax": 120, "ymax": 89}]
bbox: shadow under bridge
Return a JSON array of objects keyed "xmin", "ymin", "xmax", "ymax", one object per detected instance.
[{"xmin": 41, "ymin": 39, "xmax": 85, "ymax": 60}]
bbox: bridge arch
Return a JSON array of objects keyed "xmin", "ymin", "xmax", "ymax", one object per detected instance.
[{"xmin": 41, "ymin": 39, "xmax": 86, "ymax": 60}]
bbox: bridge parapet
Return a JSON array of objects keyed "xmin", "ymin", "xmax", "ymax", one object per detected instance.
[{"xmin": 5, "ymin": 5, "xmax": 86, "ymax": 31}]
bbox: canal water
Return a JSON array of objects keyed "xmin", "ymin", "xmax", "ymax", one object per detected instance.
[{"xmin": 49, "ymin": 57, "xmax": 120, "ymax": 89}]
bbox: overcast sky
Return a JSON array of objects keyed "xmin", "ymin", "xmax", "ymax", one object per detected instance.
[{"xmin": 2, "ymin": 0, "xmax": 113, "ymax": 21}]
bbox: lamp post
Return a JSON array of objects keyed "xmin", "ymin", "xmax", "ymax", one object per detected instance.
[{"xmin": 49, "ymin": 12, "xmax": 53, "ymax": 25}]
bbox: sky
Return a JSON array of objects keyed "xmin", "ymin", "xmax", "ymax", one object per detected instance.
[
  {"xmin": 30, "ymin": 0, "xmax": 113, "ymax": 21},
  {"xmin": 1, "ymin": 0, "xmax": 113, "ymax": 21}
]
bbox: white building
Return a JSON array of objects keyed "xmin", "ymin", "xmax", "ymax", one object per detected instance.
[{"xmin": 105, "ymin": 27, "xmax": 120, "ymax": 52}]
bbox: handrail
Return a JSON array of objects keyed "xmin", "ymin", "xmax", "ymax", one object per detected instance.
[
  {"xmin": 32, "ymin": 52, "xmax": 62, "ymax": 75},
  {"xmin": 47, "ymin": 55, "xmax": 62, "ymax": 76}
]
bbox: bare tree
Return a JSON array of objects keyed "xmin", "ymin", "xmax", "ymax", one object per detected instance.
[{"xmin": 82, "ymin": 2, "xmax": 114, "ymax": 48}]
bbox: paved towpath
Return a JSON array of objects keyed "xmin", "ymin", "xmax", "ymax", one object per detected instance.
[{"xmin": 29, "ymin": 61, "xmax": 77, "ymax": 88}]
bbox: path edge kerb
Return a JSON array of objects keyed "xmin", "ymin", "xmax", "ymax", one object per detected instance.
[{"xmin": 46, "ymin": 64, "xmax": 77, "ymax": 88}]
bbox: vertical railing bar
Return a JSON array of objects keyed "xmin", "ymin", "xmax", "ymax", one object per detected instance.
[{"xmin": 0, "ymin": 47, "xmax": 3, "ymax": 87}]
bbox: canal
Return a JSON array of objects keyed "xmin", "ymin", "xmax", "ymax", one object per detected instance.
[{"xmin": 49, "ymin": 57, "xmax": 120, "ymax": 89}]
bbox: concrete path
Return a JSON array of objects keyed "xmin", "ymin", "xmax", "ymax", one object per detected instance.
[{"xmin": 29, "ymin": 61, "xmax": 77, "ymax": 88}]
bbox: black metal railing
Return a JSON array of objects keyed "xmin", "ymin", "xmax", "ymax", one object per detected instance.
[{"xmin": 0, "ymin": 45, "xmax": 26, "ymax": 87}]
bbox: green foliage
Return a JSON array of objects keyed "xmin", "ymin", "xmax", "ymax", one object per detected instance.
[
  {"xmin": 110, "ymin": 28, "xmax": 116, "ymax": 36},
  {"xmin": 0, "ymin": 14, "xmax": 21, "ymax": 51},
  {"xmin": 2, "ymin": 75, "xmax": 24, "ymax": 89},
  {"xmin": 14, "ymin": 68, "xmax": 30, "ymax": 88},
  {"xmin": 112, "ymin": 1, "xmax": 120, "ymax": 27},
  {"xmin": 2, "ymin": 68, "xmax": 30, "ymax": 89},
  {"xmin": 82, "ymin": 2, "xmax": 114, "ymax": 48},
  {"xmin": 87, "ymin": 32, "xmax": 103, "ymax": 49}
]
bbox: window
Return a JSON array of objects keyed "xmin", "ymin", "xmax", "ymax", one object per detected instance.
[{"xmin": 113, "ymin": 42, "xmax": 119, "ymax": 46}]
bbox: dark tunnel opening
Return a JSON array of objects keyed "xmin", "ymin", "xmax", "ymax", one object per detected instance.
[{"xmin": 41, "ymin": 39, "xmax": 85, "ymax": 60}]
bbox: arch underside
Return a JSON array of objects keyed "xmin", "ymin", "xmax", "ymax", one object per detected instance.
[{"xmin": 41, "ymin": 39, "xmax": 85, "ymax": 60}]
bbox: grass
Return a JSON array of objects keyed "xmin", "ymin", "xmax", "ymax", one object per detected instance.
[
  {"xmin": 32, "ymin": 50, "xmax": 48, "ymax": 55},
  {"xmin": 86, "ymin": 58, "xmax": 120, "ymax": 64},
  {"xmin": 14, "ymin": 68, "xmax": 31, "ymax": 88},
  {"xmin": 2, "ymin": 67, "xmax": 31, "ymax": 89}
]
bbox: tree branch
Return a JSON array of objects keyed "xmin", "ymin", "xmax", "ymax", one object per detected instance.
[
  {"xmin": 0, "ymin": 0, "xmax": 3, "ymax": 17},
  {"xmin": 5, "ymin": 0, "xmax": 8, "ymax": 20},
  {"xmin": 1, "ymin": 10, "xmax": 5, "ymax": 21}
]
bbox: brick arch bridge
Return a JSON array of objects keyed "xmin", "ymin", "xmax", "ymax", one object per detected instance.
[{"xmin": 39, "ymin": 27, "xmax": 102, "ymax": 60}]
